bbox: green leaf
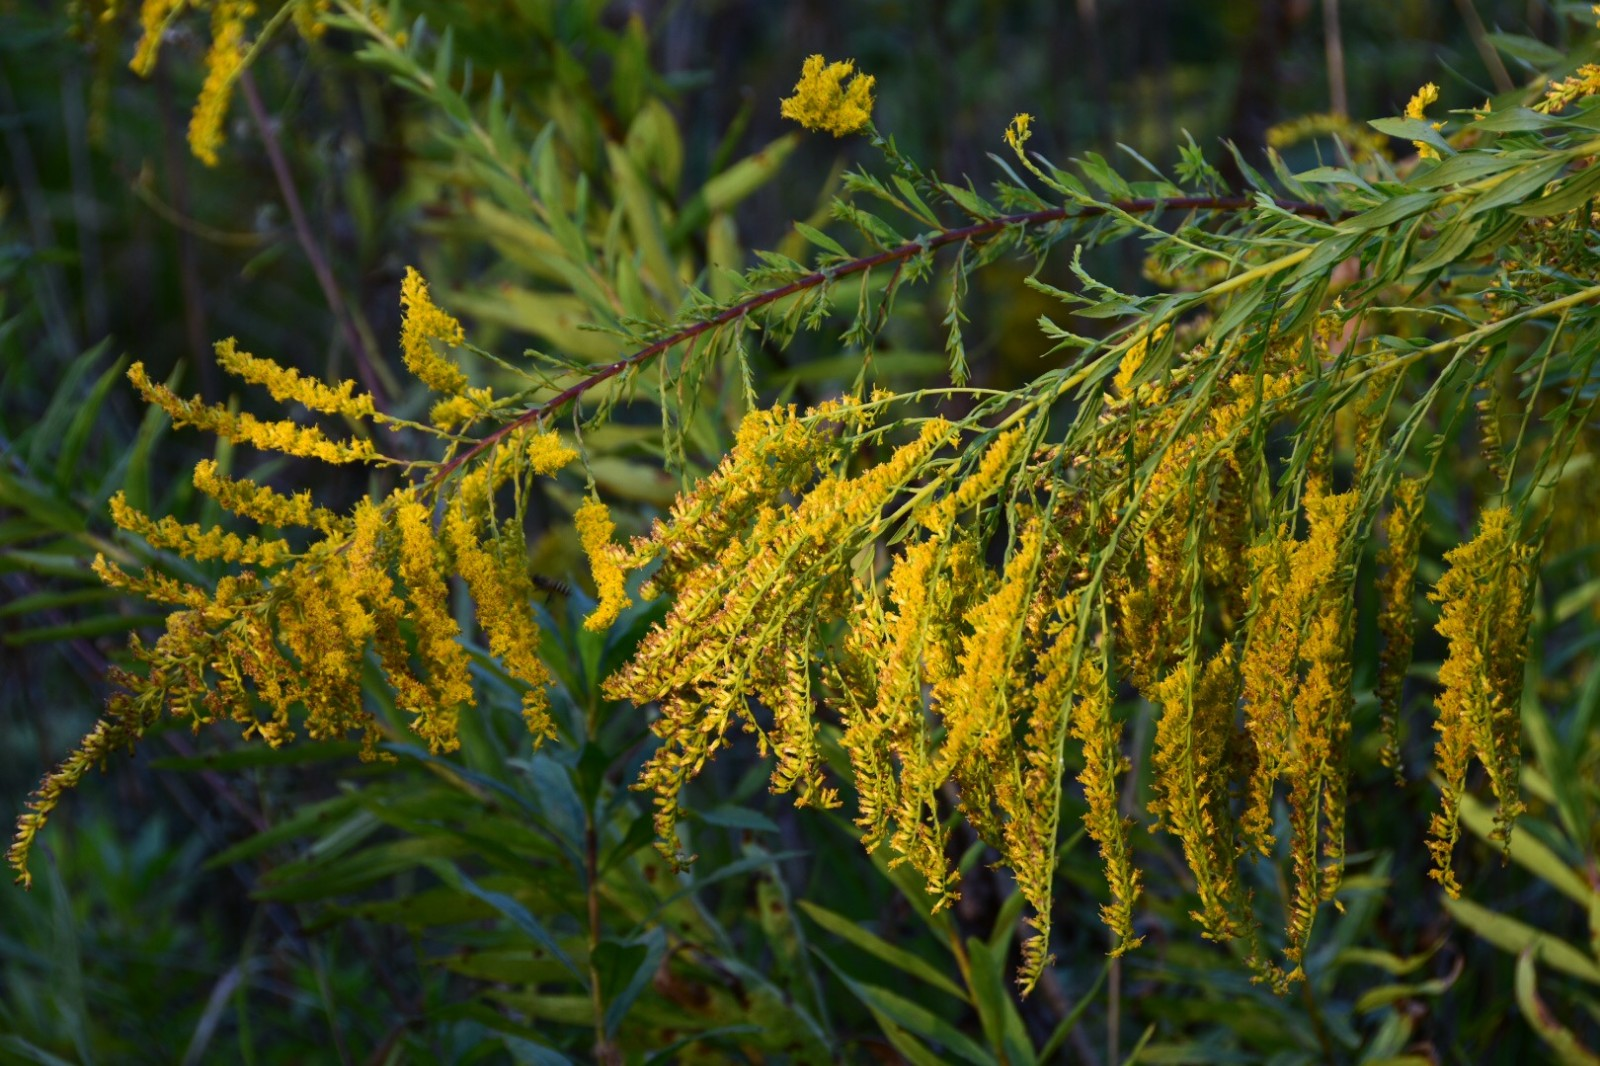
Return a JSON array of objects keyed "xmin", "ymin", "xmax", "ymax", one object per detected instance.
[
  {"xmin": 606, "ymin": 140, "xmax": 682, "ymax": 308},
  {"xmin": 56, "ymin": 350, "xmax": 128, "ymax": 487},
  {"xmin": 1510, "ymin": 160, "xmax": 1600, "ymax": 217},
  {"xmin": 1368, "ymin": 117, "xmax": 1453, "ymax": 155},
  {"xmin": 1409, "ymin": 152, "xmax": 1523, "ymax": 190},
  {"xmin": 694, "ymin": 805, "xmax": 780, "ymax": 833},
  {"xmin": 1466, "ymin": 154, "xmax": 1571, "ymax": 216},
  {"xmin": 3, "ymin": 613, "xmax": 163, "ymax": 645},
  {"xmin": 700, "ymin": 134, "xmax": 797, "ymax": 217},
  {"xmin": 600, "ymin": 811, "xmax": 658, "ymax": 876},
  {"xmin": 424, "ymin": 859, "xmax": 583, "ymax": 981},
  {"xmin": 795, "ymin": 899, "xmax": 968, "ymax": 1003},
  {"xmin": 1473, "ymin": 107, "xmax": 1562, "ymax": 133},
  {"xmin": 0, "ymin": 587, "xmax": 116, "ymax": 619},
  {"xmin": 1037, "ymin": 961, "xmax": 1109, "ymax": 1062},
  {"xmin": 24, "ymin": 340, "xmax": 110, "ymax": 471},
  {"xmin": 511, "ymin": 754, "xmax": 586, "ymax": 855},
  {"xmin": 1457, "ymin": 792, "xmax": 1593, "ymax": 908},
  {"xmin": 1336, "ymin": 191, "xmax": 1437, "ymax": 232},
  {"xmin": 1443, "ymin": 895, "xmax": 1600, "ymax": 984},
  {"xmin": 815, "ymin": 950, "xmax": 995, "ymax": 1066},
  {"xmin": 942, "ymin": 181, "xmax": 997, "ymax": 220},
  {"xmin": 597, "ymin": 928, "xmax": 667, "ymax": 1038},
  {"xmin": 0, "ymin": 1036, "xmax": 80, "ymax": 1066},
  {"xmin": 1515, "ymin": 950, "xmax": 1600, "ymax": 1066},
  {"xmin": 1408, "ymin": 217, "xmax": 1483, "ymax": 277},
  {"xmin": 204, "ymin": 795, "xmax": 362, "ymax": 869},
  {"xmin": 966, "ymin": 936, "xmax": 1035, "ymax": 1066},
  {"xmin": 0, "ymin": 468, "xmax": 85, "ymax": 533},
  {"xmin": 503, "ymin": 1036, "xmax": 577, "ymax": 1066},
  {"xmin": 793, "ymin": 221, "xmax": 850, "ymax": 260},
  {"xmin": 1294, "ymin": 165, "xmax": 1374, "ymax": 189},
  {"xmin": 1210, "ymin": 284, "xmax": 1266, "ymax": 340},
  {"xmin": 1336, "ymin": 939, "xmax": 1444, "ymax": 976},
  {"xmin": 1486, "ymin": 32, "xmax": 1565, "ymax": 68},
  {"xmin": 1352, "ymin": 962, "xmax": 1459, "ymax": 1012}
]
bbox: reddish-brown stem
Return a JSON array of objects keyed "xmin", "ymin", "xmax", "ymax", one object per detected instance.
[
  {"xmin": 240, "ymin": 71, "xmax": 390, "ymax": 407},
  {"xmin": 428, "ymin": 194, "xmax": 1333, "ymax": 488}
]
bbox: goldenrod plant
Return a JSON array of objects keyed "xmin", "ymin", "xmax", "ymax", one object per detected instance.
[{"xmin": 10, "ymin": 0, "xmax": 1600, "ymax": 1060}]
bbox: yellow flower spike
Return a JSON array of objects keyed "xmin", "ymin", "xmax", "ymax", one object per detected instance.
[
  {"xmin": 188, "ymin": 1, "xmax": 253, "ymax": 167},
  {"xmin": 1149, "ymin": 646, "xmax": 1250, "ymax": 944},
  {"xmin": 130, "ymin": 0, "xmax": 181, "ymax": 76},
  {"xmin": 1112, "ymin": 324, "xmax": 1170, "ymax": 398},
  {"xmin": 109, "ymin": 491, "xmax": 292, "ymax": 567},
  {"xmin": 442, "ymin": 498, "xmax": 556, "ymax": 741},
  {"xmin": 214, "ymin": 338, "xmax": 377, "ymax": 419},
  {"xmin": 128, "ymin": 362, "xmax": 379, "ymax": 464},
  {"xmin": 1004, "ymin": 112, "xmax": 1033, "ymax": 156},
  {"xmin": 399, "ymin": 267, "xmax": 469, "ymax": 395},
  {"xmin": 1404, "ymin": 82, "xmax": 1443, "ymax": 160},
  {"xmin": 526, "ymin": 430, "xmax": 578, "ymax": 476},
  {"xmin": 779, "ymin": 54, "xmax": 875, "ymax": 137},
  {"xmin": 1539, "ymin": 63, "xmax": 1600, "ymax": 113},
  {"xmin": 429, "ymin": 387, "xmax": 494, "ymax": 431},
  {"xmin": 394, "ymin": 496, "xmax": 475, "ymax": 752},
  {"xmin": 292, "ymin": 0, "xmax": 329, "ymax": 39},
  {"xmin": 1069, "ymin": 642, "xmax": 1144, "ymax": 955},
  {"xmin": 1426, "ymin": 507, "xmax": 1534, "ymax": 897},
  {"xmin": 192, "ymin": 459, "xmax": 341, "ymax": 534},
  {"xmin": 575, "ymin": 496, "xmax": 631, "ymax": 632},
  {"xmin": 1375, "ymin": 477, "xmax": 1426, "ymax": 778}
]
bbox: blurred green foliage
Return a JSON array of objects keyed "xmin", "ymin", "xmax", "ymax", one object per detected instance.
[{"xmin": 3, "ymin": 1, "xmax": 1600, "ymax": 1063}]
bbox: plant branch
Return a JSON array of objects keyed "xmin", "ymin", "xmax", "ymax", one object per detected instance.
[
  {"xmin": 429, "ymin": 194, "xmax": 1335, "ymax": 488},
  {"xmin": 239, "ymin": 71, "xmax": 391, "ymax": 407}
]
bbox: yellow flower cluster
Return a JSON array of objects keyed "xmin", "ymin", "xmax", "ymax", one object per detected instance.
[
  {"xmin": 608, "ymin": 402, "xmax": 945, "ymax": 865},
  {"xmin": 400, "ymin": 267, "xmax": 469, "ymax": 396},
  {"xmin": 1004, "ymin": 112, "xmax": 1033, "ymax": 156},
  {"xmin": 526, "ymin": 429, "xmax": 578, "ymax": 476},
  {"xmin": 1237, "ymin": 491, "xmax": 1359, "ymax": 983},
  {"xmin": 9, "ymin": 691, "xmax": 158, "ymax": 887},
  {"xmin": 10, "ymin": 279, "xmax": 596, "ymax": 886},
  {"xmin": 919, "ymin": 426, "xmax": 1024, "ymax": 530},
  {"xmin": 1110, "ymin": 323, "xmax": 1171, "ymax": 398},
  {"xmin": 1375, "ymin": 477, "xmax": 1427, "ymax": 777},
  {"xmin": 429, "ymin": 386, "xmax": 495, "ymax": 432},
  {"xmin": 1265, "ymin": 112, "xmax": 1390, "ymax": 162},
  {"xmin": 1149, "ymin": 646, "xmax": 1250, "ymax": 943},
  {"xmin": 575, "ymin": 497, "xmax": 631, "ymax": 632},
  {"xmin": 1404, "ymin": 82, "xmax": 1443, "ymax": 160},
  {"xmin": 192, "ymin": 458, "xmax": 342, "ymax": 533},
  {"xmin": 779, "ymin": 55, "xmax": 875, "ymax": 137},
  {"xmin": 110, "ymin": 490, "xmax": 293, "ymax": 566},
  {"xmin": 394, "ymin": 496, "xmax": 475, "ymax": 752},
  {"xmin": 833, "ymin": 533, "xmax": 982, "ymax": 914},
  {"xmin": 1426, "ymin": 507, "xmax": 1534, "ymax": 897},
  {"xmin": 1068, "ymin": 637, "xmax": 1142, "ymax": 956},
  {"xmin": 129, "ymin": 361, "xmax": 379, "ymax": 464},
  {"xmin": 130, "ymin": 0, "xmax": 180, "ymax": 76},
  {"xmin": 633, "ymin": 398, "xmax": 860, "ymax": 599},
  {"xmin": 442, "ymin": 493, "xmax": 555, "ymax": 741},
  {"xmin": 292, "ymin": 0, "xmax": 329, "ymax": 39},
  {"xmin": 189, "ymin": 2, "xmax": 254, "ymax": 167},
  {"xmin": 1539, "ymin": 64, "xmax": 1600, "ymax": 113},
  {"xmin": 214, "ymin": 338, "xmax": 377, "ymax": 419}
]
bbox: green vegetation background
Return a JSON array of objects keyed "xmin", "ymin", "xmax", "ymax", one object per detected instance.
[{"xmin": 1, "ymin": 1, "xmax": 1596, "ymax": 1062}]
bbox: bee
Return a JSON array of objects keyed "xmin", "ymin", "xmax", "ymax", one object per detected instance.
[{"xmin": 531, "ymin": 574, "xmax": 573, "ymax": 599}]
